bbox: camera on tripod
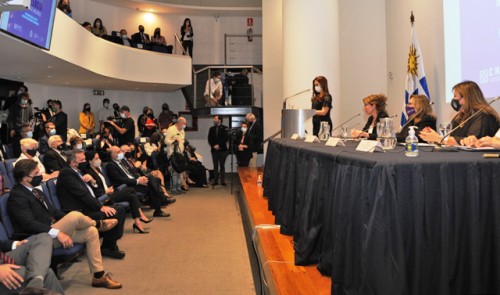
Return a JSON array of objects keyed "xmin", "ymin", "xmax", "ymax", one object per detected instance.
[{"xmin": 227, "ymin": 128, "xmax": 240, "ymax": 141}]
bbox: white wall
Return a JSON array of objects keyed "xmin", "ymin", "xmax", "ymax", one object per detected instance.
[{"xmin": 70, "ymin": 1, "xmax": 262, "ymax": 65}]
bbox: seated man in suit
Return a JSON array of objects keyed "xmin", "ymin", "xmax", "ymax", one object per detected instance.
[
  {"xmin": 56, "ymin": 150, "xmax": 127, "ymax": 260},
  {"xmin": 131, "ymin": 25, "xmax": 150, "ymax": 49},
  {"xmin": 0, "ymin": 233, "xmax": 64, "ymax": 294},
  {"xmin": 38, "ymin": 122, "xmax": 57, "ymax": 155},
  {"xmin": 15, "ymin": 138, "xmax": 59, "ymax": 182},
  {"xmin": 106, "ymin": 146, "xmax": 170, "ymax": 217},
  {"xmin": 42, "ymin": 135, "xmax": 67, "ymax": 174},
  {"xmin": 9, "ymin": 159, "xmax": 122, "ymax": 289},
  {"xmin": 118, "ymin": 29, "xmax": 133, "ymax": 47}
]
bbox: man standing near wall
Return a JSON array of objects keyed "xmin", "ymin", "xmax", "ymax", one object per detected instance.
[{"xmin": 208, "ymin": 115, "xmax": 228, "ymax": 186}]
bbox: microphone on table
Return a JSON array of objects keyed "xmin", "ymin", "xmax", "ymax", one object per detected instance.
[
  {"xmin": 432, "ymin": 96, "xmax": 500, "ymax": 152},
  {"xmin": 282, "ymin": 89, "xmax": 311, "ymax": 109},
  {"xmin": 331, "ymin": 113, "xmax": 361, "ymax": 133},
  {"xmin": 397, "ymin": 102, "xmax": 435, "ymax": 133}
]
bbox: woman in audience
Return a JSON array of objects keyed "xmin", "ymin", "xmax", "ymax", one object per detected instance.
[
  {"xmin": 69, "ymin": 135, "xmax": 85, "ymax": 151},
  {"xmin": 151, "ymin": 27, "xmax": 167, "ymax": 46},
  {"xmin": 396, "ymin": 94, "xmax": 436, "ymax": 142},
  {"xmin": 183, "ymin": 142, "xmax": 208, "ymax": 188},
  {"xmin": 142, "ymin": 108, "xmax": 158, "ymax": 138},
  {"xmin": 143, "ymin": 132, "xmax": 161, "ymax": 170},
  {"xmin": 84, "ymin": 151, "xmax": 152, "ymax": 234},
  {"xmin": 79, "ymin": 103, "xmax": 95, "ymax": 137},
  {"xmin": 420, "ymin": 81, "xmax": 500, "ymax": 145},
  {"xmin": 180, "ymin": 18, "xmax": 193, "ymax": 57},
  {"xmin": 57, "ymin": 0, "xmax": 72, "ymax": 17},
  {"xmin": 311, "ymin": 76, "xmax": 333, "ymax": 136},
  {"xmin": 92, "ymin": 18, "xmax": 107, "ymax": 37},
  {"xmin": 14, "ymin": 138, "xmax": 59, "ymax": 181},
  {"xmin": 351, "ymin": 93, "xmax": 389, "ymax": 140}
]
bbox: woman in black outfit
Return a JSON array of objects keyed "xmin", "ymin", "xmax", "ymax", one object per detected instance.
[
  {"xmin": 351, "ymin": 93, "xmax": 389, "ymax": 140},
  {"xmin": 396, "ymin": 94, "xmax": 436, "ymax": 142},
  {"xmin": 180, "ymin": 18, "xmax": 193, "ymax": 57},
  {"xmin": 311, "ymin": 76, "xmax": 333, "ymax": 136},
  {"xmin": 84, "ymin": 151, "xmax": 153, "ymax": 234},
  {"xmin": 183, "ymin": 142, "xmax": 208, "ymax": 187}
]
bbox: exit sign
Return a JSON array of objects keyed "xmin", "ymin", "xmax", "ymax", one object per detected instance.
[{"xmin": 93, "ymin": 90, "xmax": 105, "ymax": 96}]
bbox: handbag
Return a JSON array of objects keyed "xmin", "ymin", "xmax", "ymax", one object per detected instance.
[{"xmin": 169, "ymin": 142, "xmax": 187, "ymax": 173}]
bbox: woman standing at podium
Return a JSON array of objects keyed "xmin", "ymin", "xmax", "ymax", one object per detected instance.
[{"xmin": 311, "ymin": 76, "xmax": 333, "ymax": 136}]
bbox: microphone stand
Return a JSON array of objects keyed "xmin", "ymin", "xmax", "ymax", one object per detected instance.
[
  {"xmin": 432, "ymin": 97, "xmax": 500, "ymax": 152},
  {"xmin": 331, "ymin": 113, "xmax": 361, "ymax": 134},
  {"xmin": 396, "ymin": 102, "xmax": 435, "ymax": 134},
  {"xmin": 282, "ymin": 89, "xmax": 310, "ymax": 109}
]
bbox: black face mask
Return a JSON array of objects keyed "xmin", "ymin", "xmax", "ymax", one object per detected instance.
[
  {"xmin": 139, "ymin": 28, "xmax": 144, "ymax": 33},
  {"xmin": 124, "ymin": 151, "xmax": 133, "ymax": 158},
  {"xmin": 85, "ymin": 107, "xmax": 91, "ymax": 112},
  {"xmin": 26, "ymin": 149, "xmax": 37, "ymax": 157},
  {"xmin": 57, "ymin": 144, "xmax": 65, "ymax": 151},
  {"xmin": 77, "ymin": 162, "xmax": 88, "ymax": 171},
  {"xmin": 30, "ymin": 175, "xmax": 43, "ymax": 187},
  {"xmin": 451, "ymin": 99, "xmax": 462, "ymax": 112}
]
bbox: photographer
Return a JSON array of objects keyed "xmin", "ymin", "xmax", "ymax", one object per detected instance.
[
  {"xmin": 106, "ymin": 105, "xmax": 135, "ymax": 146},
  {"xmin": 207, "ymin": 115, "xmax": 228, "ymax": 186}
]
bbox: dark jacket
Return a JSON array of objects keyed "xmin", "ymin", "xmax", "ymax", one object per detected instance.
[
  {"xmin": 43, "ymin": 149, "xmax": 67, "ymax": 173},
  {"xmin": 246, "ymin": 120, "xmax": 263, "ymax": 152},
  {"xmin": 50, "ymin": 111, "xmax": 68, "ymax": 142},
  {"xmin": 106, "ymin": 160, "xmax": 138, "ymax": 188},
  {"xmin": 396, "ymin": 114, "xmax": 437, "ymax": 142},
  {"xmin": 362, "ymin": 111, "xmax": 389, "ymax": 140},
  {"xmin": 208, "ymin": 124, "xmax": 229, "ymax": 152},
  {"xmin": 56, "ymin": 167, "xmax": 103, "ymax": 213},
  {"xmin": 450, "ymin": 112, "xmax": 500, "ymax": 142}
]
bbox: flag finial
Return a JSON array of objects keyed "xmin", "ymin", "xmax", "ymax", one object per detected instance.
[{"xmin": 410, "ymin": 11, "xmax": 415, "ymax": 24}]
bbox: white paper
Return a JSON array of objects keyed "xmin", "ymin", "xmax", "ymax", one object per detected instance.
[
  {"xmin": 291, "ymin": 134, "xmax": 300, "ymax": 140},
  {"xmin": 304, "ymin": 135, "xmax": 320, "ymax": 143},
  {"xmin": 356, "ymin": 140, "xmax": 384, "ymax": 153},
  {"xmin": 140, "ymin": 137, "xmax": 147, "ymax": 143},
  {"xmin": 325, "ymin": 138, "xmax": 345, "ymax": 147}
]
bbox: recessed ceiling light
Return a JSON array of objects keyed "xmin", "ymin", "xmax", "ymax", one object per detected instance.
[
  {"xmin": 48, "ymin": 66, "xmax": 53, "ymax": 69},
  {"xmin": 47, "ymin": 75, "xmax": 52, "ymax": 78}
]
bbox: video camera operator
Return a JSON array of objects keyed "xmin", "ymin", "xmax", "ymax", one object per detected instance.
[{"xmin": 106, "ymin": 105, "xmax": 135, "ymax": 146}]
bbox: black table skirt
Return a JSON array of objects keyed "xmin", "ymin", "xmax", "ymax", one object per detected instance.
[{"xmin": 263, "ymin": 139, "xmax": 500, "ymax": 295}]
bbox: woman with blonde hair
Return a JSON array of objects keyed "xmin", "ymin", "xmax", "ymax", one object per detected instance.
[
  {"xmin": 420, "ymin": 81, "xmax": 499, "ymax": 145},
  {"xmin": 396, "ymin": 94, "xmax": 436, "ymax": 142},
  {"xmin": 351, "ymin": 93, "xmax": 389, "ymax": 139}
]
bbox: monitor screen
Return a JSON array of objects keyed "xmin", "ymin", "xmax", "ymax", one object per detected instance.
[{"xmin": 0, "ymin": 0, "xmax": 57, "ymax": 50}]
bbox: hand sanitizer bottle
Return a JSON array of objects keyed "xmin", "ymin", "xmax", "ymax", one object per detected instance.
[{"xmin": 405, "ymin": 126, "xmax": 418, "ymax": 157}]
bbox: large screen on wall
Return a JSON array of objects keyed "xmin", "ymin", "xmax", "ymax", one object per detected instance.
[
  {"xmin": 444, "ymin": 0, "xmax": 500, "ymax": 99},
  {"xmin": 0, "ymin": 0, "xmax": 57, "ymax": 50}
]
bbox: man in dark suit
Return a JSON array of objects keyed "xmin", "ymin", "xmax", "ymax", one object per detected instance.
[
  {"xmin": 0, "ymin": 233, "xmax": 64, "ymax": 294},
  {"xmin": 42, "ymin": 135, "xmax": 67, "ymax": 173},
  {"xmin": 118, "ymin": 29, "xmax": 134, "ymax": 47},
  {"xmin": 9, "ymin": 159, "xmax": 122, "ymax": 289},
  {"xmin": 245, "ymin": 113, "xmax": 263, "ymax": 167},
  {"xmin": 131, "ymin": 25, "xmax": 150, "ymax": 50},
  {"xmin": 106, "ymin": 146, "xmax": 171, "ymax": 217},
  {"xmin": 208, "ymin": 115, "xmax": 228, "ymax": 186},
  {"xmin": 48, "ymin": 100, "xmax": 67, "ymax": 142},
  {"xmin": 38, "ymin": 122, "xmax": 56, "ymax": 154},
  {"xmin": 56, "ymin": 150, "xmax": 127, "ymax": 260}
]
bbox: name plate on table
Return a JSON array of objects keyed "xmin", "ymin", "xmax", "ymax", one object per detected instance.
[
  {"xmin": 356, "ymin": 140, "xmax": 384, "ymax": 153},
  {"xmin": 304, "ymin": 135, "xmax": 320, "ymax": 143},
  {"xmin": 325, "ymin": 138, "xmax": 345, "ymax": 147},
  {"xmin": 291, "ymin": 134, "xmax": 301, "ymax": 140}
]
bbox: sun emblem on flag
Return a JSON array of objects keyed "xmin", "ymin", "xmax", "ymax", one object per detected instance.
[{"xmin": 407, "ymin": 44, "xmax": 419, "ymax": 77}]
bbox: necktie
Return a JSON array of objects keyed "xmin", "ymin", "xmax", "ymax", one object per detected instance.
[
  {"xmin": 33, "ymin": 189, "xmax": 48, "ymax": 210},
  {"xmin": 215, "ymin": 126, "xmax": 219, "ymax": 139},
  {"xmin": 0, "ymin": 252, "xmax": 13, "ymax": 264}
]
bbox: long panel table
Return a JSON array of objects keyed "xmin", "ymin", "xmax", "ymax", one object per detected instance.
[{"xmin": 263, "ymin": 138, "xmax": 500, "ymax": 295}]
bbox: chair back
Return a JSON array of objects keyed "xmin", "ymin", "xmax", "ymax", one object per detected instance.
[
  {"xmin": 0, "ymin": 161, "xmax": 13, "ymax": 190},
  {"xmin": 5, "ymin": 159, "xmax": 16, "ymax": 187},
  {"xmin": 0, "ymin": 193, "xmax": 14, "ymax": 238},
  {"xmin": 46, "ymin": 179, "xmax": 61, "ymax": 210}
]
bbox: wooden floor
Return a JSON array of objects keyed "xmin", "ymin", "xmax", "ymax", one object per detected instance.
[{"xmin": 238, "ymin": 167, "xmax": 331, "ymax": 295}]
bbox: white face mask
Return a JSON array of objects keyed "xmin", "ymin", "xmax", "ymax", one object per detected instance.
[
  {"xmin": 26, "ymin": 131, "xmax": 33, "ymax": 138},
  {"xmin": 181, "ymin": 125, "xmax": 186, "ymax": 130},
  {"xmin": 76, "ymin": 144, "xmax": 83, "ymax": 150},
  {"xmin": 21, "ymin": 99, "xmax": 28, "ymax": 105},
  {"xmin": 117, "ymin": 153, "xmax": 124, "ymax": 161},
  {"xmin": 120, "ymin": 113, "xmax": 127, "ymax": 119},
  {"xmin": 241, "ymin": 127, "xmax": 247, "ymax": 133},
  {"xmin": 104, "ymin": 103, "xmax": 109, "ymax": 108},
  {"xmin": 93, "ymin": 159, "xmax": 102, "ymax": 168},
  {"xmin": 49, "ymin": 129, "xmax": 56, "ymax": 135},
  {"xmin": 314, "ymin": 85, "xmax": 322, "ymax": 93}
]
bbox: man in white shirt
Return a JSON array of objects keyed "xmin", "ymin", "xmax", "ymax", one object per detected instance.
[
  {"xmin": 204, "ymin": 72, "xmax": 223, "ymax": 107},
  {"xmin": 96, "ymin": 98, "xmax": 114, "ymax": 123},
  {"xmin": 165, "ymin": 117, "xmax": 187, "ymax": 194}
]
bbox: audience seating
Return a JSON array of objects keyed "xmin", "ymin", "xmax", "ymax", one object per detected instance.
[
  {"xmin": 0, "ymin": 192, "xmax": 86, "ymax": 279},
  {"xmin": 4, "ymin": 158, "xmax": 16, "ymax": 187},
  {"xmin": 0, "ymin": 161, "xmax": 13, "ymax": 190}
]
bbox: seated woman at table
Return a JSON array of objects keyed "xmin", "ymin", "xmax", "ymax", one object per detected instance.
[
  {"xmin": 420, "ymin": 81, "xmax": 499, "ymax": 145},
  {"xmin": 396, "ymin": 94, "xmax": 436, "ymax": 142},
  {"xmin": 351, "ymin": 93, "xmax": 389, "ymax": 140}
]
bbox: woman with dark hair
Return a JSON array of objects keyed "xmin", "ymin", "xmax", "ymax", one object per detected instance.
[
  {"xmin": 79, "ymin": 102, "xmax": 95, "ymax": 136},
  {"xmin": 137, "ymin": 106, "xmax": 150, "ymax": 135},
  {"xmin": 57, "ymin": 0, "xmax": 72, "ymax": 17},
  {"xmin": 151, "ymin": 27, "xmax": 167, "ymax": 46},
  {"xmin": 311, "ymin": 76, "xmax": 333, "ymax": 136},
  {"xmin": 91, "ymin": 18, "xmax": 107, "ymax": 37},
  {"xmin": 420, "ymin": 80, "xmax": 500, "ymax": 145},
  {"xmin": 69, "ymin": 135, "xmax": 84, "ymax": 151},
  {"xmin": 351, "ymin": 93, "xmax": 389, "ymax": 140},
  {"xmin": 84, "ymin": 151, "xmax": 152, "ymax": 234},
  {"xmin": 142, "ymin": 108, "xmax": 158, "ymax": 138},
  {"xmin": 180, "ymin": 18, "xmax": 193, "ymax": 57},
  {"xmin": 183, "ymin": 143, "xmax": 208, "ymax": 188},
  {"xmin": 396, "ymin": 94, "xmax": 436, "ymax": 142}
]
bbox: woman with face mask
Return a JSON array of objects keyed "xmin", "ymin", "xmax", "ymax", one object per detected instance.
[
  {"xmin": 180, "ymin": 18, "xmax": 194, "ymax": 57},
  {"xmin": 79, "ymin": 102, "xmax": 95, "ymax": 137},
  {"xmin": 396, "ymin": 94, "xmax": 436, "ymax": 142},
  {"xmin": 311, "ymin": 76, "xmax": 333, "ymax": 136},
  {"xmin": 235, "ymin": 122, "xmax": 252, "ymax": 167},
  {"xmin": 420, "ymin": 81, "xmax": 500, "ymax": 145},
  {"xmin": 91, "ymin": 18, "xmax": 107, "ymax": 37},
  {"xmin": 204, "ymin": 72, "xmax": 223, "ymax": 107},
  {"xmin": 151, "ymin": 27, "xmax": 167, "ymax": 46}
]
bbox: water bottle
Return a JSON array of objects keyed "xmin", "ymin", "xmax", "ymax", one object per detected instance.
[
  {"xmin": 405, "ymin": 126, "xmax": 418, "ymax": 157},
  {"xmin": 257, "ymin": 175, "xmax": 262, "ymax": 187}
]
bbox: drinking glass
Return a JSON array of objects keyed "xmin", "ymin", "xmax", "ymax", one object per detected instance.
[
  {"xmin": 439, "ymin": 123, "xmax": 452, "ymax": 143},
  {"xmin": 341, "ymin": 125, "xmax": 349, "ymax": 139}
]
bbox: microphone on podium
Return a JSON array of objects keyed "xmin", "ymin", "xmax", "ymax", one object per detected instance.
[
  {"xmin": 282, "ymin": 89, "xmax": 311, "ymax": 109},
  {"xmin": 331, "ymin": 113, "xmax": 361, "ymax": 133},
  {"xmin": 432, "ymin": 96, "xmax": 500, "ymax": 152}
]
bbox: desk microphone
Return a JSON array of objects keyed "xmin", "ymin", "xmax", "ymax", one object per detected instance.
[
  {"xmin": 331, "ymin": 113, "xmax": 361, "ymax": 133},
  {"xmin": 397, "ymin": 101, "xmax": 435, "ymax": 133},
  {"xmin": 432, "ymin": 96, "xmax": 500, "ymax": 152},
  {"xmin": 282, "ymin": 89, "xmax": 310, "ymax": 109}
]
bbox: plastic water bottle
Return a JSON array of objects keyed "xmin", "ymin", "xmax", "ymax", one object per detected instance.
[
  {"xmin": 405, "ymin": 126, "xmax": 418, "ymax": 157},
  {"xmin": 257, "ymin": 175, "xmax": 262, "ymax": 187}
]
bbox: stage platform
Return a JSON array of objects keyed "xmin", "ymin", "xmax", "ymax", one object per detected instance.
[{"xmin": 236, "ymin": 167, "xmax": 331, "ymax": 295}]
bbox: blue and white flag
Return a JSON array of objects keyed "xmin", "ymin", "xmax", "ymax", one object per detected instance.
[{"xmin": 402, "ymin": 22, "xmax": 430, "ymax": 126}]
